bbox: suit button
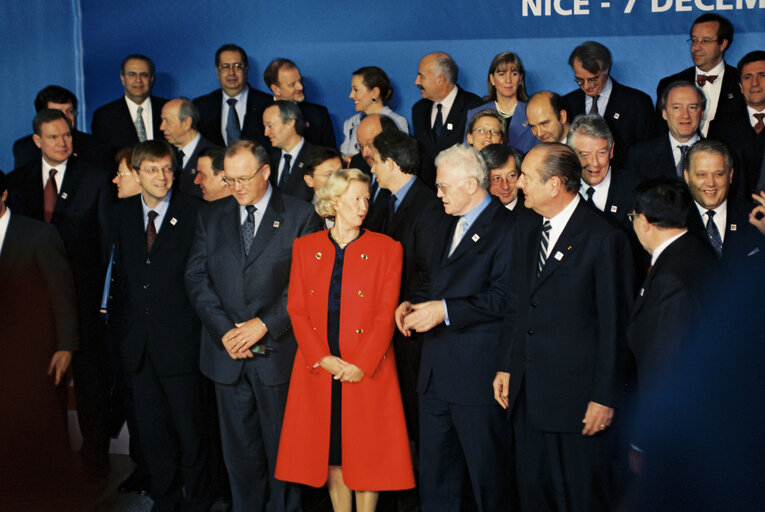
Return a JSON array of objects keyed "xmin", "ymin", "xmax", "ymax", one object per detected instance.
[
  {"xmin": 143, "ymin": 284, "xmax": 149, "ymax": 290},
  {"xmin": 309, "ymin": 289, "xmax": 314, "ymax": 295},
  {"xmin": 356, "ymin": 328, "xmax": 363, "ymax": 334},
  {"xmin": 144, "ymin": 308, "xmax": 149, "ymax": 315},
  {"xmin": 358, "ymin": 290, "xmax": 364, "ymax": 297},
  {"xmin": 530, "ymin": 302, "xmax": 536, "ymax": 308},
  {"xmin": 527, "ymin": 329, "xmax": 534, "ymax": 335},
  {"xmin": 145, "ymin": 258, "xmax": 151, "ymax": 264}
]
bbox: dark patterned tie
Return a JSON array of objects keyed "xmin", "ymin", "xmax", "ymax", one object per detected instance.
[
  {"xmin": 696, "ymin": 74, "xmax": 718, "ymax": 87},
  {"xmin": 754, "ymin": 113, "xmax": 765, "ymax": 135},
  {"xmin": 278, "ymin": 154, "xmax": 292, "ymax": 189},
  {"xmin": 432, "ymin": 103, "xmax": 443, "ymax": 138},
  {"xmin": 242, "ymin": 205, "xmax": 256, "ymax": 255},
  {"xmin": 589, "ymin": 95, "xmax": 600, "ymax": 115},
  {"xmin": 226, "ymin": 98, "xmax": 241, "ymax": 145},
  {"xmin": 44, "ymin": 168, "xmax": 58, "ymax": 222},
  {"xmin": 383, "ymin": 193, "xmax": 397, "ymax": 233},
  {"xmin": 537, "ymin": 220, "xmax": 552, "ymax": 277},
  {"xmin": 705, "ymin": 210, "xmax": 723, "ymax": 258},
  {"xmin": 145, "ymin": 210, "xmax": 158, "ymax": 252},
  {"xmin": 586, "ymin": 186, "xmax": 596, "ymax": 207},
  {"xmin": 676, "ymin": 145, "xmax": 689, "ymax": 178}
]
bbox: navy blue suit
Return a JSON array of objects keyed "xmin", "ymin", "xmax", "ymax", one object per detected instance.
[
  {"xmin": 268, "ymin": 140, "xmax": 315, "ymax": 202},
  {"xmin": 193, "ymin": 84, "xmax": 272, "ymax": 147},
  {"xmin": 91, "ymin": 96, "xmax": 167, "ymax": 153},
  {"xmin": 412, "ymin": 196, "xmax": 515, "ymax": 512}
]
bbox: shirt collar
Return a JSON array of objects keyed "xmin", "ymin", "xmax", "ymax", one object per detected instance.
[
  {"xmin": 179, "ymin": 132, "xmax": 201, "ymax": 159},
  {"xmin": 392, "ymin": 175, "xmax": 416, "ymax": 202},
  {"xmin": 282, "ymin": 137, "xmax": 305, "ymax": 159},
  {"xmin": 580, "ymin": 166, "xmax": 612, "ymax": 195},
  {"xmin": 459, "ymin": 192, "xmax": 492, "ymax": 230},
  {"xmin": 668, "ymin": 132, "xmax": 700, "ymax": 148},
  {"xmin": 42, "ymin": 157, "xmax": 68, "ymax": 176},
  {"xmin": 141, "ymin": 188, "xmax": 172, "ymax": 218},
  {"xmin": 240, "ymin": 183, "xmax": 273, "ymax": 218},
  {"xmin": 438, "ymin": 85, "xmax": 459, "ymax": 112},
  {"xmin": 224, "ymin": 84, "xmax": 249, "ymax": 103},
  {"xmin": 124, "ymin": 95, "xmax": 150, "ymax": 110},
  {"xmin": 651, "ymin": 230, "xmax": 688, "ymax": 265},
  {"xmin": 545, "ymin": 193, "xmax": 580, "ymax": 231}
]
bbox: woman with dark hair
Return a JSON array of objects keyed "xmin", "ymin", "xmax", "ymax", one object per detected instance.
[
  {"xmin": 276, "ymin": 169, "xmax": 414, "ymax": 511},
  {"xmin": 340, "ymin": 66, "xmax": 409, "ymax": 159},
  {"xmin": 464, "ymin": 52, "xmax": 538, "ymax": 153}
]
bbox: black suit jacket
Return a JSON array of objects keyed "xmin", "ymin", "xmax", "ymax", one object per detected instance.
[
  {"xmin": 91, "ymin": 95, "xmax": 167, "ymax": 152},
  {"xmin": 111, "ymin": 192, "xmax": 202, "ymax": 375},
  {"xmin": 193, "ymin": 84, "xmax": 272, "ymax": 147},
  {"xmin": 13, "ymin": 130, "xmax": 112, "ymax": 171},
  {"xmin": 656, "ymin": 64, "xmax": 743, "ymax": 121},
  {"xmin": 412, "ymin": 87, "xmax": 483, "ymax": 187},
  {"xmin": 708, "ymin": 105, "xmax": 765, "ymax": 197},
  {"xmin": 7, "ymin": 157, "xmax": 112, "ymax": 346},
  {"xmin": 625, "ymin": 134, "xmax": 679, "ymax": 182},
  {"xmin": 185, "ymin": 189, "xmax": 322, "ymax": 386},
  {"xmin": 687, "ymin": 199, "xmax": 764, "ymax": 270},
  {"xmin": 563, "ymin": 78, "xmax": 656, "ymax": 168},
  {"xmin": 259, "ymin": 100, "xmax": 336, "ymax": 152},
  {"xmin": 503, "ymin": 200, "xmax": 634, "ymax": 432},
  {"xmin": 413, "ymin": 197, "xmax": 516, "ymax": 405},
  {"xmin": 175, "ymin": 134, "xmax": 215, "ymax": 198},
  {"xmin": 268, "ymin": 140, "xmax": 315, "ymax": 202}
]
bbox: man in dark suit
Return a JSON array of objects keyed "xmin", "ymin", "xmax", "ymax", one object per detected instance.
[
  {"xmin": 13, "ymin": 85, "xmax": 111, "ymax": 170},
  {"xmin": 7, "ymin": 108, "xmax": 113, "ymax": 477},
  {"xmin": 562, "ymin": 41, "xmax": 655, "ymax": 168},
  {"xmin": 301, "ymin": 146, "xmax": 343, "ymax": 215},
  {"xmin": 264, "ymin": 100, "xmax": 315, "ymax": 202},
  {"xmin": 263, "ymin": 58, "xmax": 336, "ymax": 149},
  {"xmin": 91, "ymin": 54, "xmax": 167, "ymax": 154},
  {"xmin": 0, "ymin": 170, "xmax": 81, "ymax": 508},
  {"xmin": 626, "ymin": 81, "xmax": 704, "ymax": 182},
  {"xmin": 354, "ymin": 114, "xmax": 397, "ymax": 230},
  {"xmin": 193, "ymin": 146, "xmax": 231, "ymax": 203},
  {"xmin": 683, "ymin": 140, "xmax": 764, "ymax": 268},
  {"xmin": 110, "ymin": 140, "xmax": 211, "ymax": 511},
  {"xmin": 193, "ymin": 44, "xmax": 272, "ymax": 148},
  {"xmin": 395, "ymin": 144, "xmax": 514, "ymax": 512},
  {"xmin": 709, "ymin": 51, "xmax": 765, "ymax": 198},
  {"xmin": 369, "ymin": 129, "xmax": 443, "ymax": 456},
  {"xmin": 656, "ymin": 13, "xmax": 742, "ymax": 136},
  {"xmin": 494, "ymin": 143, "xmax": 634, "ymax": 511},
  {"xmin": 185, "ymin": 140, "xmax": 321, "ymax": 512},
  {"xmin": 412, "ymin": 52, "xmax": 482, "ymax": 188},
  {"xmin": 159, "ymin": 97, "xmax": 214, "ymax": 198},
  {"xmin": 526, "ymin": 91, "xmax": 571, "ymax": 145},
  {"xmin": 481, "ymin": 143, "xmax": 527, "ymax": 212}
]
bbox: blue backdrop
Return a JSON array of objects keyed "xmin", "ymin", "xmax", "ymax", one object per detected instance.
[{"xmin": 1, "ymin": 0, "xmax": 763, "ymax": 173}]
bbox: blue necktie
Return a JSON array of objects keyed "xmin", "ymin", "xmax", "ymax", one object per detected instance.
[
  {"xmin": 226, "ymin": 98, "xmax": 241, "ymax": 145},
  {"xmin": 242, "ymin": 205, "xmax": 256, "ymax": 255}
]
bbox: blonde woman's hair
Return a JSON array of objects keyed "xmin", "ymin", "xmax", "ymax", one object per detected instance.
[{"xmin": 315, "ymin": 168, "xmax": 370, "ymax": 219}]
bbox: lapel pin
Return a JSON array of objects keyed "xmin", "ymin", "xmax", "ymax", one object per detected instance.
[
  {"xmin": 361, "ymin": 254, "xmax": 368, "ymax": 259},
  {"xmin": 446, "ymin": 123, "xmax": 453, "ymax": 131},
  {"xmin": 472, "ymin": 234, "xmax": 480, "ymax": 242},
  {"xmin": 522, "ymin": 121, "xmax": 528, "ymax": 127},
  {"xmin": 315, "ymin": 252, "xmax": 322, "ymax": 259},
  {"xmin": 728, "ymin": 93, "xmax": 734, "ymax": 99},
  {"xmin": 60, "ymin": 192, "xmax": 68, "ymax": 199},
  {"xmin": 610, "ymin": 205, "xmax": 618, "ymax": 213},
  {"xmin": 567, "ymin": 246, "xmax": 572, "ymax": 251},
  {"xmin": 730, "ymin": 224, "xmax": 736, "ymax": 231},
  {"xmin": 613, "ymin": 113, "xmax": 620, "ymax": 119},
  {"xmin": 273, "ymin": 221, "xmax": 280, "ymax": 228},
  {"xmin": 640, "ymin": 288, "xmax": 645, "ymax": 297},
  {"xmin": 554, "ymin": 251, "xmax": 564, "ymax": 260},
  {"xmin": 170, "ymin": 217, "xmax": 177, "ymax": 225},
  {"xmin": 298, "ymin": 162, "xmax": 304, "ymax": 168}
]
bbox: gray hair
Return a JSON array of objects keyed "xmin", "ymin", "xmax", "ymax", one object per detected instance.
[
  {"xmin": 176, "ymin": 97, "xmax": 200, "ymax": 130},
  {"xmin": 270, "ymin": 100, "xmax": 306, "ymax": 136},
  {"xmin": 567, "ymin": 114, "xmax": 614, "ymax": 150},
  {"xmin": 435, "ymin": 143, "xmax": 489, "ymax": 189}
]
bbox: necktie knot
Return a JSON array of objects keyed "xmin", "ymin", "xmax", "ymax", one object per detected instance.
[
  {"xmin": 49, "ymin": 168, "xmax": 57, "ymax": 180},
  {"xmin": 245, "ymin": 205, "xmax": 256, "ymax": 216},
  {"xmin": 136, "ymin": 106, "xmax": 143, "ymax": 114},
  {"xmin": 705, "ymin": 209, "xmax": 715, "ymax": 220},
  {"xmin": 147, "ymin": 210, "xmax": 158, "ymax": 222},
  {"xmin": 586, "ymin": 186, "xmax": 595, "ymax": 202},
  {"xmin": 590, "ymin": 95, "xmax": 600, "ymax": 115},
  {"xmin": 696, "ymin": 74, "xmax": 718, "ymax": 87},
  {"xmin": 227, "ymin": 98, "xmax": 237, "ymax": 107}
]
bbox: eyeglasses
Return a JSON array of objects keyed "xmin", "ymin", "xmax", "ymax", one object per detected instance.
[
  {"xmin": 473, "ymin": 128, "xmax": 503, "ymax": 137},
  {"xmin": 574, "ymin": 71, "xmax": 603, "ymax": 87},
  {"xmin": 124, "ymin": 71, "xmax": 151, "ymax": 79},
  {"xmin": 222, "ymin": 164, "xmax": 266, "ymax": 187},
  {"xmin": 217, "ymin": 63, "xmax": 247, "ymax": 72},
  {"xmin": 490, "ymin": 173, "xmax": 518, "ymax": 185},
  {"xmin": 115, "ymin": 171, "xmax": 133, "ymax": 178},
  {"xmin": 435, "ymin": 177, "xmax": 470, "ymax": 194},
  {"xmin": 139, "ymin": 166, "xmax": 174, "ymax": 176},
  {"xmin": 687, "ymin": 38, "xmax": 719, "ymax": 46}
]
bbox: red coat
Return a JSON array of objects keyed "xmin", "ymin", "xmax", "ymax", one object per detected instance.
[{"xmin": 275, "ymin": 230, "xmax": 415, "ymax": 490}]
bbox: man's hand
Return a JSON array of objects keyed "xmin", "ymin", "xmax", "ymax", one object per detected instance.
[
  {"xmin": 47, "ymin": 350, "xmax": 72, "ymax": 386},
  {"xmin": 581, "ymin": 401, "xmax": 614, "ymax": 436},
  {"xmin": 749, "ymin": 191, "xmax": 765, "ymax": 235},
  {"xmin": 493, "ymin": 372, "xmax": 510, "ymax": 409},
  {"xmin": 221, "ymin": 318, "xmax": 268, "ymax": 359},
  {"xmin": 395, "ymin": 301, "xmax": 414, "ymax": 336},
  {"xmin": 401, "ymin": 300, "xmax": 446, "ymax": 334}
]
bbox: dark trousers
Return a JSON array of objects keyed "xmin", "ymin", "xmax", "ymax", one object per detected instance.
[
  {"xmin": 512, "ymin": 387, "xmax": 614, "ymax": 512},
  {"xmin": 131, "ymin": 353, "xmax": 212, "ymax": 512},
  {"xmin": 418, "ymin": 387, "xmax": 511, "ymax": 512},
  {"xmin": 215, "ymin": 364, "xmax": 301, "ymax": 512}
]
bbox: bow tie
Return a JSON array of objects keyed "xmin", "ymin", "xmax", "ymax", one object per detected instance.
[{"xmin": 696, "ymin": 74, "xmax": 718, "ymax": 87}]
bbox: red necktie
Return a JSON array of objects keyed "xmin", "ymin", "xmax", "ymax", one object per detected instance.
[
  {"xmin": 43, "ymin": 168, "xmax": 58, "ymax": 222},
  {"xmin": 696, "ymin": 74, "xmax": 718, "ymax": 87}
]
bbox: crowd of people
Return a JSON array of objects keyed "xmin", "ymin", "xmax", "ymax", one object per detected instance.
[{"xmin": 1, "ymin": 11, "xmax": 764, "ymax": 512}]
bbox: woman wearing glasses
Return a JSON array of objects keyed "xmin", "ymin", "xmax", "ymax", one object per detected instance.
[{"xmin": 276, "ymin": 169, "xmax": 414, "ymax": 512}]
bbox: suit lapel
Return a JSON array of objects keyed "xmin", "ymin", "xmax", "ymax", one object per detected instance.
[
  {"xmin": 219, "ymin": 198, "xmax": 244, "ymax": 265},
  {"xmin": 52, "ymin": 160, "xmax": 84, "ymax": 224},
  {"xmin": 388, "ymin": 179, "xmax": 420, "ymax": 234},
  {"xmin": 534, "ymin": 202, "xmax": 585, "ymax": 289},
  {"xmin": 149, "ymin": 193, "xmax": 181, "ymax": 255},
  {"xmin": 444, "ymin": 200, "xmax": 498, "ymax": 264},
  {"xmin": 245, "ymin": 190, "xmax": 283, "ymax": 266}
]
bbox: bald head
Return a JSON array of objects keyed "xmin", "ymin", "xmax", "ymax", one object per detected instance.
[
  {"xmin": 526, "ymin": 91, "xmax": 569, "ymax": 144},
  {"xmin": 358, "ymin": 114, "xmax": 384, "ymax": 164},
  {"xmin": 415, "ymin": 51, "xmax": 458, "ymax": 102}
]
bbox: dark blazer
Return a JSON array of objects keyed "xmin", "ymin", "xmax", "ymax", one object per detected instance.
[
  {"xmin": 185, "ymin": 189, "xmax": 322, "ymax": 386},
  {"xmin": 110, "ymin": 192, "xmax": 202, "ymax": 375},
  {"xmin": 7, "ymin": 158, "xmax": 112, "ymax": 346},
  {"xmin": 260, "ymin": 100, "xmax": 336, "ymax": 152},
  {"xmin": 412, "ymin": 87, "xmax": 483, "ymax": 187},
  {"xmin": 687, "ymin": 199, "xmax": 764, "ymax": 269},
  {"xmin": 91, "ymin": 95, "xmax": 167, "ymax": 152},
  {"xmin": 625, "ymin": 134, "xmax": 679, "ymax": 182},
  {"xmin": 656, "ymin": 64, "xmax": 743, "ymax": 121},
  {"xmin": 563, "ymin": 78, "xmax": 656, "ymax": 168},
  {"xmin": 600, "ymin": 167, "xmax": 638, "ymax": 233},
  {"xmin": 193, "ymin": 84, "xmax": 272, "ymax": 147},
  {"xmin": 503, "ymin": 200, "xmax": 634, "ymax": 432},
  {"xmin": 413, "ymin": 197, "xmax": 516, "ymax": 406},
  {"xmin": 175, "ymin": 134, "xmax": 215, "ymax": 198},
  {"xmin": 708, "ymin": 105, "xmax": 765, "ymax": 197},
  {"xmin": 627, "ymin": 233, "xmax": 718, "ymax": 396},
  {"xmin": 13, "ymin": 130, "xmax": 112, "ymax": 171},
  {"xmin": 268, "ymin": 140, "xmax": 315, "ymax": 202}
]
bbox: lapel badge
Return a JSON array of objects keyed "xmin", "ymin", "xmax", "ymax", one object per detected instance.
[
  {"xmin": 613, "ymin": 113, "xmax": 620, "ymax": 120},
  {"xmin": 554, "ymin": 251, "xmax": 564, "ymax": 261},
  {"xmin": 730, "ymin": 224, "xmax": 736, "ymax": 231},
  {"xmin": 315, "ymin": 252, "xmax": 322, "ymax": 259},
  {"xmin": 522, "ymin": 121, "xmax": 528, "ymax": 127},
  {"xmin": 728, "ymin": 93, "xmax": 734, "ymax": 99},
  {"xmin": 170, "ymin": 217, "xmax": 177, "ymax": 225},
  {"xmin": 446, "ymin": 123, "xmax": 453, "ymax": 131},
  {"xmin": 273, "ymin": 221, "xmax": 280, "ymax": 228},
  {"xmin": 361, "ymin": 254, "xmax": 368, "ymax": 260},
  {"xmin": 640, "ymin": 288, "xmax": 645, "ymax": 297},
  {"xmin": 298, "ymin": 162, "xmax": 304, "ymax": 168},
  {"xmin": 60, "ymin": 192, "xmax": 68, "ymax": 200},
  {"xmin": 471, "ymin": 234, "xmax": 480, "ymax": 243},
  {"xmin": 610, "ymin": 205, "xmax": 618, "ymax": 213}
]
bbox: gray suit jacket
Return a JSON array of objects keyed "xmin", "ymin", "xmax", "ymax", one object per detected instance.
[{"xmin": 185, "ymin": 188, "xmax": 321, "ymax": 385}]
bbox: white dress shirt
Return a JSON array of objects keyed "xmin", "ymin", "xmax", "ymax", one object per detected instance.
[
  {"xmin": 125, "ymin": 96, "xmax": 154, "ymax": 140},
  {"xmin": 0, "ymin": 207, "xmax": 10, "ymax": 258},
  {"xmin": 694, "ymin": 198, "xmax": 727, "ymax": 243},
  {"xmin": 747, "ymin": 105, "xmax": 765, "ymax": 128},
  {"xmin": 41, "ymin": 158, "xmax": 68, "ymax": 191},
  {"xmin": 278, "ymin": 138, "xmax": 305, "ymax": 184},
  {"xmin": 431, "ymin": 85, "xmax": 458, "ymax": 130},
  {"xmin": 695, "ymin": 60, "xmax": 725, "ymax": 137},
  {"xmin": 669, "ymin": 133, "xmax": 700, "ymax": 169},
  {"xmin": 543, "ymin": 194, "xmax": 581, "ymax": 258},
  {"xmin": 179, "ymin": 133, "xmax": 201, "ymax": 169},
  {"xmin": 585, "ymin": 77, "xmax": 613, "ymax": 116},
  {"xmin": 579, "ymin": 167, "xmax": 612, "ymax": 212}
]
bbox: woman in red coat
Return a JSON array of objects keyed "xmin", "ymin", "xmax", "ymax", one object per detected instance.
[{"xmin": 276, "ymin": 168, "xmax": 414, "ymax": 511}]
